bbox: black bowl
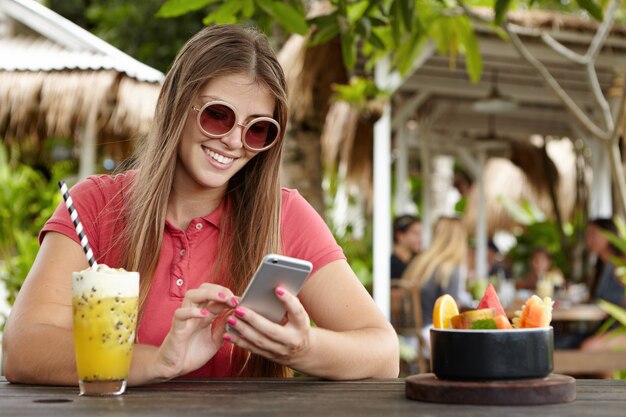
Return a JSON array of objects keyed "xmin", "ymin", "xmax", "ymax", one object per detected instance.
[{"xmin": 430, "ymin": 327, "xmax": 554, "ymax": 380}]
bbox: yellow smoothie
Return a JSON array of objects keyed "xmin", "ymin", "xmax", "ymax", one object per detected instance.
[
  {"xmin": 72, "ymin": 295, "xmax": 138, "ymax": 381},
  {"xmin": 72, "ymin": 265, "xmax": 139, "ymax": 395}
]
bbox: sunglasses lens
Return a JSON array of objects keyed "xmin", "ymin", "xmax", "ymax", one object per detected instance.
[
  {"xmin": 245, "ymin": 120, "xmax": 279, "ymax": 150},
  {"xmin": 200, "ymin": 104, "xmax": 236, "ymax": 135}
]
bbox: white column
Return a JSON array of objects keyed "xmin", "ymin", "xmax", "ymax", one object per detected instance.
[
  {"xmin": 585, "ymin": 134, "xmax": 613, "ymax": 218},
  {"xmin": 475, "ymin": 150, "xmax": 488, "ymax": 279},
  {"xmin": 420, "ymin": 136, "xmax": 432, "ymax": 249},
  {"xmin": 394, "ymin": 126, "xmax": 415, "ymax": 215},
  {"xmin": 372, "ymin": 57, "xmax": 404, "ymax": 319},
  {"xmin": 572, "ymin": 123, "xmax": 612, "ymax": 219},
  {"xmin": 372, "ymin": 102, "xmax": 392, "ymax": 319}
]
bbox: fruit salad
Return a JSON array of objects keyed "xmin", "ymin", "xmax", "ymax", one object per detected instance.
[{"xmin": 434, "ymin": 283, "xmax": 553, "ymax": 330}]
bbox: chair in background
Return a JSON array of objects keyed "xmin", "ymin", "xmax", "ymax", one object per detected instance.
[{"xmin": 390, "ymin": 279, "xmax": 428, "ymax": 374}]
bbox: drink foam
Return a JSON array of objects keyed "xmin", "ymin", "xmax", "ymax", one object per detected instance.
[{"xmin": 72, "ymin": 264, "xmax": 139, "ymax": 298}]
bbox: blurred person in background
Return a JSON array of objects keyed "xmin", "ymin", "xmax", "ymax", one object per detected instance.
[
  {"xmin": 516, "ymin": 248, "xmax": 564, "ymax": 298},
  {"xmin": 390, "ymin": 214, "xmax": 422, "ymax": 329},
  {"xmin": 391, "ymin": 214, "xmax": 422, "ymax": 279},
  {"xmin": 580, "ymin": 218, "xmax": 626, "ymax": 358},
  {"xmin": 401, "ymin": 217, "xmax": 471, "ymax": 346},
  {"xmin": 556, "ymin": 218, "xmax": 625, "ymax": 351},
  {"xmin": 585, "ymin": 218, "xmax": 625, "ymax": 307}
]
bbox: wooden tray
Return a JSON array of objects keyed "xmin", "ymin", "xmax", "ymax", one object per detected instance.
[{"xmin": 405, "ymin": 373, "xmax": 576, "ymax": 405}]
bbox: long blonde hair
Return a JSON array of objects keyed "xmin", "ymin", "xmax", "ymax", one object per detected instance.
[
  {"xmin": 402, "ymin": 217, "xmax": 467, "ymax": 289},
  {"xmin": 121, "ymin": 25, "xmax": 289, "ymax": 377}
]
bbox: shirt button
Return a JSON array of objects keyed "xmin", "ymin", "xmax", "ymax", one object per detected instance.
[
  {"xmin": 180, "ymin": 249, "xmax": 186, "ymax": 256},
  {"xmin": 195, "ymin": 223, "xmax": 203, "ymax": 230},
  {"xmin": 176, "ymin": 278, "xmax": 184, "ymax": 287}
]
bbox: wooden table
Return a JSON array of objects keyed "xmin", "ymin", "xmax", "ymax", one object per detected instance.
[
  {"xmin": 551, "ymin": 304, "xmax": 607, "ymax": 322},
  {"xmin": 2, "ymin": 377, "xmax": 626, "ymax": 417}
]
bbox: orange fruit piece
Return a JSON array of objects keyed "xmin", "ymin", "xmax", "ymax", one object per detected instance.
[
  {"xmin": 433, "ymin": 294, "xmax": 459, "ymax": 329},
  {"xmin": 512, "ymin": 295, "xmax": 554, "ymax": 328}
]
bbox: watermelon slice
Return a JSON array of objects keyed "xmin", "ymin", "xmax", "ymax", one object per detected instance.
[{"xmin": 477, "ymin": 283, "xmax": 506, "ymax": 316}]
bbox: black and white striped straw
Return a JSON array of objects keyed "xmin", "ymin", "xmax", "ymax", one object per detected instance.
[{"xmin": 58, "ymin": 180, "xmax": 98, "ymax": 270}]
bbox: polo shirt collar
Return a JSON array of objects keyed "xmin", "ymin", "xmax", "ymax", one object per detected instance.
[{"xmin": 164, "ymin": 195, "xmax": 229, "ymax": 233}]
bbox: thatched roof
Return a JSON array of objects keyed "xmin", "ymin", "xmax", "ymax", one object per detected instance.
[
  {"xmin": 480, "ymin": 7, "xmax": 626, "ymax": 36},
  {"xmin": 0, "ymin": 0, "xmax": 162, "ymax": 166},
  {"xmin": 0, "ymin": 69, "xmax": 159, "ymax": 145}
]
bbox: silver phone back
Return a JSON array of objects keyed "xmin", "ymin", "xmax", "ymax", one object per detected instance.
[{"xmin": 239, "ymin": 254, "xmax": 312, "ymax": 323}]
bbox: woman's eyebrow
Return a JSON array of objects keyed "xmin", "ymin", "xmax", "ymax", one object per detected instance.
[{"xmin": 199, "ymin": 94, "xmax": 220, "ymax": 101}]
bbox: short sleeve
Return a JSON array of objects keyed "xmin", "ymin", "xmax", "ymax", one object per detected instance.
[
  {"xmin": 280, "ymin": 189, "xmax": 346, "ymax": 275},
  {"xmin": 39, "ymin": 173, "xmax": 131, "ymax": 266}
]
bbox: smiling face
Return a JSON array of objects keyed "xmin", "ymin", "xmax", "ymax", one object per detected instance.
[{"xmin": 174, "ymin": 73, "xmax": 276, "ymax": 196}]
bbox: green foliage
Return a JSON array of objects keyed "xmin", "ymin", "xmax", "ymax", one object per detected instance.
[
  {"xmin": 500, "ymin": 197, "xmax": 572, "ymax": 278},
  {"xmin": 323, "ymin": 164, "xmax": 373, "ymax": 291},
  {"xmin": 335, "ymin": 224, "xmax": 373, "ymax": 292},
  {"xmin": 495, "ymin": 0, "xmax": 513, "ymax": 25},
  {"xmin": 332, "ymin": 77, "xmax": 387, "ymax": 110},
  {"xmin": 255, "ymin": 0, "xmax": 308, "ymax": 34},
  {"xmin": 0, "ymin": 144, "xmax": 71, "ymax": 327},
  {"xmin": 598, "ymin": 300, "xmax": 626, "ymax": 328},
  {"xmin": 155, "ymin": 0, "xmax": 219, "ymax": 17},
  {"xmin": 149, "ymin": 0, "xmax": 610, "ymax": 104},
  {"xmin": 574, "ymin": 0, "xmax": 604, "ymax": 20},
  {"xmin": 49, "ymin": 0, "xmax": 207, "ymax": 73},
  {"xmin": 497, "ymin": 196, "xmax": 546, "ymax": 225}
]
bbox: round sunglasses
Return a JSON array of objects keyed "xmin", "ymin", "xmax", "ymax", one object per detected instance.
[{"xmin": 191, "ymin": 101, "xmax": 281, "ymax": 152}]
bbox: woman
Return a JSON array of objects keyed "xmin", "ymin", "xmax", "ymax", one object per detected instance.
[
  {"xmin": 2, "ymin": 25, "xmax": 398, "ymax": 384},
  {"xmin": 401, "ymin": 217, "xmax": 469, "ymax": 333}
]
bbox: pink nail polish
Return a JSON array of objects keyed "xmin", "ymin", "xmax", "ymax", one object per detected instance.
[
  {"xmin": 235, "ymin": 308, "xmax": 246, "ymax": 318},
  {"xmin": 218, "ymin": 292, "xmax": 226, "ymax": 299},
  {"xmin": 223, "ymin": 334, "xmax": 232, "ymax": 342},
  {"xmin": 231, "ymin": 297, "xmax": 239, "ymax": 306},
  {"xmin": 200, "ymin": 309, "xmax": 209, "ymax": 317},
  {"xmin": 276, "ymin": 287, "xmax": 285, "ymax": 296},
  {"xmin": 227, "ymin": 317, "xmax": 237, "ymax": 326}
]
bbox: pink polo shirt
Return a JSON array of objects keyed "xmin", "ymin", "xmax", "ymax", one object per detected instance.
[{"xmin": 41, "ymin": 171, "xmax": 346, "ymax": 377}]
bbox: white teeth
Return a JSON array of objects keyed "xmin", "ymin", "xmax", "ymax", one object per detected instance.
[{"xmin": 205, "ymin": 148, "xmax": 234, "ymax": 164}]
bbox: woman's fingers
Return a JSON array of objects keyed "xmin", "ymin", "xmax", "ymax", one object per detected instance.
[
  {"xmin": 225, "ymin": 315, "xmax": 285, "ymax": 353},
  {"xmin": 225, "ymin": 329, "xmax": 277, "ymax": 360},
  {"xmin": 275, "ymin": 287, "xmax": 309, "ymax": 326},
  {"xmin": 184, "ymin": 284, "xmax": 239, "ymax": 308},
  {"xmin": 225, "ymin": 288, "xmax": 312, "ymax": 362},
  {"xmin": 170, "ymin": 307, "xmax": 212, "ymax": 332},
  {"xmin": 174, "ymin": 307, "xmax": 211, "ymax": 321}
]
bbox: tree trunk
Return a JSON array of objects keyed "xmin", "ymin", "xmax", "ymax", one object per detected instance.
[{"xmin": 281, "ymin": 125, "xmax": 325, "ymax": 216}]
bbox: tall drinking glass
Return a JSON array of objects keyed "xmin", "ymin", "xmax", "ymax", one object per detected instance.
[{"xmin": 72, "ymin": 266, "xmax": 139, "ymax": 396}]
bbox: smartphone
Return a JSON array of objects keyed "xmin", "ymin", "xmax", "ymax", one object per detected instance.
[{"xmin": 234, "ymin": 254, "xmax": 313, "ymax": 324}]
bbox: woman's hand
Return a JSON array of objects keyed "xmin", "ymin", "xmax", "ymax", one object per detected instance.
[
  {"xmin": 223, "ymin": 287, "xmax": 313, "ymax": 368},
  {"xmin": 153, "ymin": 283, "xmax": 239, "ymax": 380}
]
